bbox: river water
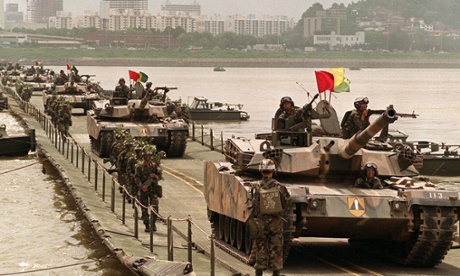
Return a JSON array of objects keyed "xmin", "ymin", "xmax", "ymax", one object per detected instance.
[{"xmin": 2, "ymin": 67, "xmax": 460, "ymax": 275}]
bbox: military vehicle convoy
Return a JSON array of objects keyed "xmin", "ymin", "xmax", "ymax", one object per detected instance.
[
  {"xmin": 87, "ymin": 87, "xmax": 189, "ymax": 158},
  {"xmin": 204, "ymin": 95, "xmax": 460, "ymax": 267},
  {"xmin": 43, "ymin": 75, "xmax": 102, "ymax": 114}
]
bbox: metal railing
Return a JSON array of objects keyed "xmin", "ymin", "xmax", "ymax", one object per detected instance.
[{"xmin": 3, "ymin": 85, "xmax": 225, "ymax": 276}]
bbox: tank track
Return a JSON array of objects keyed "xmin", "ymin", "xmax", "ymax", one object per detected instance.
[
  {"xmin": 91, "ymin": 131, "xmax": 113, "ymax": 158},
  {"xmin": 166, "ymin": 130, "xmax": 187, "ymax": 158},
  {"xmin": 351, "ymin": 205, "xmax": 458, "ymax": 267},
  {"xmin": 397, "ymin": 205, "xmax": 457, "ymax": 267}
]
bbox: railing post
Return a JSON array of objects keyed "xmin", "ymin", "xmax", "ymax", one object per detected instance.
[
  {"xmin": 102, "ymin": 172, "xmax": 106, "ymax": 202},
  {"xmin": 201, "ymin": 125, "xmax": 204, "ymax": 145},
  {"xmin": 167, "ymin": 216, "xmax": 173, "ymax": 261},
  {"xmin": 122, "ymin": 189, "xmax": 126, "ymax": 225},
  {"xmin": 211, "ymin": 234, "xmax": 215, "ymax": 276},
  {"xmin": 210, "ymin": 128, "xmax": 214, "ymax": 150},
  {"xmin": 81, "ymin": 148, "xmax": 85, "ymax": 174},
  {"xmin": 111, "ymin": 178, "xmax": 115, "ymax": 212},
  {"xmin": 192, "ymin": 122, "xmax": 195, "ymax": 141},
  {"xmin": 94, "ymin": 161, "xmax": 98, "ymax": 191},
  {"xmin": 188, "ymin": 216, "xmax": 192, "ymax": 264},
  {"xmin": 71, "ymin": 143, "xmax": 74, "ymax": 164},
  {"xmin": 66, "ymin": 138, "xmax": 70, "ymax": 159},
  {"xmin": 76, "ymin": 146, "xmax": 79, "ymax": 168},
  {"xmin": 134, "ymin": 203, "xmax": 139, "ymax": 239},
  {"xmin": 221, "ymin": 131, "xmax": 224, "ymax": 153},
  {"xmin": 150, "ymin": 208, "xmax": 155, "ymax": 253},
  {"xmin": 87, "ymin": 155, "xmax": 91, "ymax": 182}
]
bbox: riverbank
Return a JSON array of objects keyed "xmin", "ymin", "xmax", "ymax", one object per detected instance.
[
  {"xmin": 2, "ymin": 48, "xmax": 460, "ymax": 68},
  {"xmin": 38, "ymin": 57, "xmax": 460, "ymax": 68}
]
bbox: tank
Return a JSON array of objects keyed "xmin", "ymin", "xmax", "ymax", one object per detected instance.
[
  {"xmin": 43, "ymin": 75, "xmax": 102, "ymax": 114},
  {"xmin": 203, "ymin": 95, "xmax": 460, "ymax": 267},
  {"xmin": 86, "ymin": 87, "xmax": 189, "ymax": 158}
]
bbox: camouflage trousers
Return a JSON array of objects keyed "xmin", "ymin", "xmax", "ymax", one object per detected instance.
[
  {"xmin": 252, "ymin": 216, "xmax": 284, "ymax": 271},
  {"xmin": 139, "ymin": 190, "xmax": 159, "ymax": 226}
]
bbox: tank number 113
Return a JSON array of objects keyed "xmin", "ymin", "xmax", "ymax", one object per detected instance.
[{"xmin": 427, "ymin": 192, "xmax": 443, "ymax": 199}]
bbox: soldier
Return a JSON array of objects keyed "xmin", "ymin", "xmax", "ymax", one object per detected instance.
[
  {"xmin": 141, "ymin": 82, "xmax": 157, "ymax": 99},
  {"xmin": 55, "ymin": 70, "xmax": 68, "ymax": 85},
  {"xmin": 249, "ymin": 159, "xmax": 291, "ymax": 276},
  {"xmin": 274, "ymin": 96, "xmax": 301, "ymax": 130},
  {"xmin": 117, "ymin": 141, "xmax": 134, "ymax": 197},
  {"xmin": 21, "ymin": 87, "xmax": 32, "ymax": 102},
  {"xmin": 113, "ymin": 78, "xmax": 132, "ymax": 99},
  {"xmin": 135, "ymin": 149, "xmax": 163, "ymax": 232},
  {"xmin": 354, "ymin": 162, "xmax": 383, "ymax": 189},
  {"xmin": 341, "ymin": 97, "xmax": 370, "ymax": 139},
  {"xmin": 57, "ymin": 103, "xmax": 72, "ymax": 136},
  {"xmin": 126, "ymin": 146, "xmax": 144, "ymax": 204}
]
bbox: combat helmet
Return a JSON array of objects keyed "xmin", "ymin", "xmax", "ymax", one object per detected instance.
[
  {"xmin": 354, "ymin": 97, "xmax": 369, "ymax": 109},
  {"xmin": 362, "ymin": 161, "xmax": 378, "ymax": 175},
  {"xmin": 279, "ymin": 96, "xmax": 294, "ymax": 108},
  {"xmin": 259, "ymin": 158, "xmax": 276, "ymax": 172}
]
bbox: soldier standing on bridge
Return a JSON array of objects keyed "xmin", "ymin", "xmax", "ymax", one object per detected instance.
[
  {"xmin": 126, "ymin": 146, "xmax": 144, "ymax": 204},
  {"xmin": 249, "ymin": 158, "xmax": 291, "ymax": 276},
  {"xmin": 135, "ymin": 148, "xmax": 163, "ymax": 232},
  {"xmin": 57, "ymin": 103, "xmax": 72, "ymax": 137}
]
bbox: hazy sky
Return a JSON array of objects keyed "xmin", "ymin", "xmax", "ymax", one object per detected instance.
[{"xmin": 7, "ymin": 0, "xmax": 354, "ymax": 20}]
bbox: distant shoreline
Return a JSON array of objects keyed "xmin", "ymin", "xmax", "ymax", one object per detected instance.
[{"xmin": 37, "ymin": 57, "xmax": 460, "ymax": 68}]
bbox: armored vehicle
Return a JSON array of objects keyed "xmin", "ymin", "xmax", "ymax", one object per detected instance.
[
  {"xmin": 43, "ymin": 75, "xmax": 102, "ymax": 114},
  {"xmin": 204, "ymin": 94, "xmax": 460, "ymax": 267},
  {"xmin": 87, "ymin": 87, "xmax": 189, "ymax": 158}
]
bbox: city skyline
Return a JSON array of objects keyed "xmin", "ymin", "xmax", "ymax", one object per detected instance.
[{"xmin": 5, "ymin": 0, "xmax": 354, "ymax": 21}]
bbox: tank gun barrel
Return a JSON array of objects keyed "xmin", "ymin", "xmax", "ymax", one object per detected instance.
[{"xmin": 338, "ymin": 106, "xmax": 396, "ymax": 159}]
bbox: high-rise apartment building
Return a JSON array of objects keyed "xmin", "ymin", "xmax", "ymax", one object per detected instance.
[
  {"xmin": 102, "ymin": 0, "xmax": 148, "ymax": 15},
  {"xmin": 0, "ymin": 0, "xmax": 5, "ymax": 29},
  {"xmin": 161, "ymin": 1, "xmax": 201, "ymax": 16},
  {"xmin": 27, "ymin": 0, "xmax": 63, "ymax": 23}
]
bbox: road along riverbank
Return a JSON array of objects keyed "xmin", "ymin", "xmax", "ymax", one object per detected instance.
[
  {"xmin": 17, "ymin": 56, "xmax": 460, "ymax": 69},
  {"xmin": 1, "ymin": 86, "xmax": 254, "ymax": 275}
]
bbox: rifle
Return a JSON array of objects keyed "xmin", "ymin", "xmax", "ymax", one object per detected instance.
[{"xmin": 368, "ymin": 109, "xmax": 418, "ymax": 118}]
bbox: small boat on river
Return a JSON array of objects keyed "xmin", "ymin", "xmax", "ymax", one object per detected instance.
[
  {"xmin": 0, "ymin": 124, "xmax": 36, "ymax": 156},
  {"xmin": 213, "ymin": 67, "xmax": 226, "ymax": 72},
  {"xmin": 188, "ymin": 96, "xmax": 249, "ymax": 121},
  {"xmin": 386, "ymin": 130, "xmax": 460, "ymax": 176}
]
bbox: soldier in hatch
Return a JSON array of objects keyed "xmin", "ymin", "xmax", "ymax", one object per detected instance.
[
  {"xmin": 274, "ymin": 96, "xmax": 302, "ymax": 130},
  {"xmin": 341, "ymin": 97, "xmax": 371, "ymax": 139},
  {"xmin": 249, "ymin": 159, "xmax": 291, "ymax": 276},
  {"xmin": 113, "ymin": 78, "xmax": 132, "ymax": 99},
  {"xmin": 354, "ymin": 162, "xmax": 383, "ymax": 189}
]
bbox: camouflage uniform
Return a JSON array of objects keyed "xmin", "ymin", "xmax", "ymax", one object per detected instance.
[
  {"xmin": 114, "ymin": 79, "xmax": 131, "ymax": 99},
  {"xmin": 277, "ymin": 107, "xmax": 302, "ymax": 130},
  {"xmin": 57, "ymin": 104, "xmax": 72, "ymax": 136},
  {"xmin": 126, "ymin": 147, "xmax": 144, "ymax": 203},
  {"xmin": 354, "ymin": 176, "xmax": 383, "ymax": 189},
  {"xmin": 135, "ymin": 152, "xmax": 163, "ymax": 231},
  {"xmin": 117, "ymin": 143, "xmax": 134, "ymax": 196},
  {"xmin": 250, "ymin": 176, "xmax": 291, "ymax": 273}
]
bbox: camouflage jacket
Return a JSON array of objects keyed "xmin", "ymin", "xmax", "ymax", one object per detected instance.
[
  {"xmin": 114, "ymin": 84, "xmax": 131, "ymax": 98},
  {"xmin": 354, "ymin": 176, "xmax": 383, "ymax": 189},
  {"xmin": 134, "ymin": 161, "xmax": 162, "ymax": 188},
  {"xmin": 250, "ymin": 177, "xmax": 291, "ymax": 218},
  {"xmin": 341, "ymin": 109, "xmax": 370, "ymax": 139},
  {"xmin": 277, "ymin": 107, "xmax": 302, "ymax": 130}
]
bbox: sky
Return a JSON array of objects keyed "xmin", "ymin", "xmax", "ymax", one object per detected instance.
[{"xmin": 7, "ymin": 0, "xmax": 354, "ymax": 20}]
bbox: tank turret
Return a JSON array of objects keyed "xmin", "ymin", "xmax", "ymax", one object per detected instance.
[{"xmin": 204, "ymin": 97, "xmax": 460, "ymax": 268}]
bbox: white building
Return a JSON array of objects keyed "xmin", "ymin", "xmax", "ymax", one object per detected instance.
[{"xmin": 314, "ymin": 31, "xmax": 365, "ymax": 48}]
